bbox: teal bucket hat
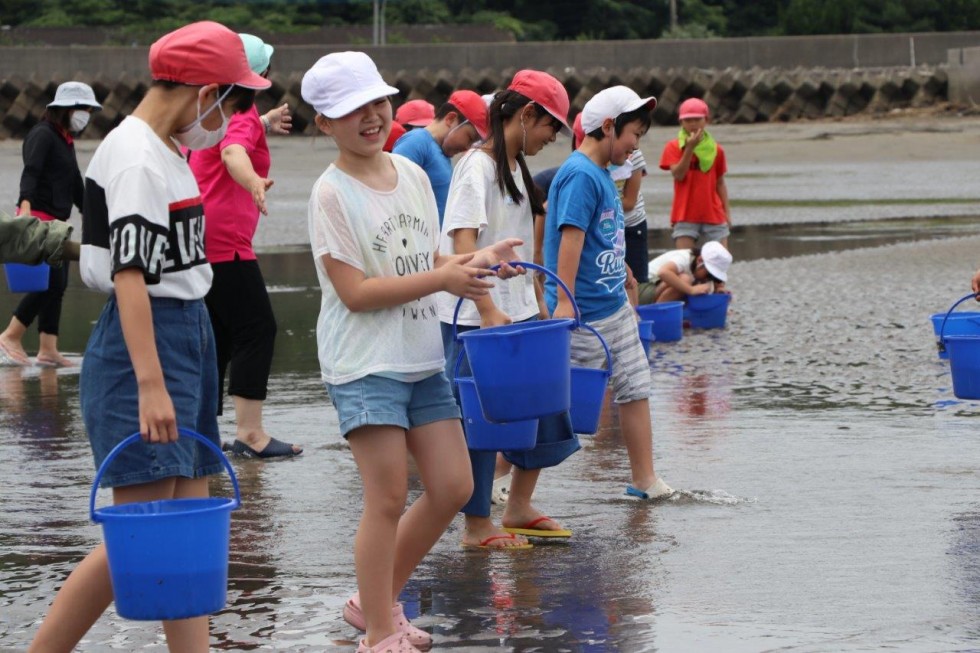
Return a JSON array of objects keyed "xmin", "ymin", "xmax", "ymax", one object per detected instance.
[{"xmin": 238, "ymin": 33, "xmax": 274, "ymax": 75}]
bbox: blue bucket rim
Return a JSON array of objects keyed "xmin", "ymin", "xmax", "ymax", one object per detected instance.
[
  {"xmin": 456, "ymin": 317, "xmax": 575, "ymax": 341},
  {"xmin": 94, "ymin": 496, "xmax": 237, "ymax": 521},
  {"xmin": 90, "ymin": 429, "xmax": 241, "ymax": 523},
  {"xmin": 687, "ymin": 293, "xmax": 731, "ymax": 309},
  {"xmin": 938, "ymin": 293, "xmax": 980, "ymax": 356},
  {"xmin": 639, "ymin": 300, "xmax": 684, "ymax": 310}
]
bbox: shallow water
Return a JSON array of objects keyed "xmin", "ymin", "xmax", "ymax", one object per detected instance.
[{"xmin": 3, "ymin": 128, "xmax": 980, "ymax": 651}]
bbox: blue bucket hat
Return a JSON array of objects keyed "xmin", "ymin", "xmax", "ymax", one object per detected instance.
[{"xmin": 238, "ymin": 33, "xmax": 274, "ymax": 75}]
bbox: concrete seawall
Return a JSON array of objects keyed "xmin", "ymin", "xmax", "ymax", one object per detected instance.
[
  {"xmin": 3, "ymin": 30, "xmax": 977, "ymax": 139},
  {"xmin": 0, "ymin": 65, "xmax": 950, "ymax": 139}
]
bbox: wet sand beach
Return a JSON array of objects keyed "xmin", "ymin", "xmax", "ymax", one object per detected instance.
[{"xmin": 2, "ymin": 115, "xmax": 980, "ymax": 651}]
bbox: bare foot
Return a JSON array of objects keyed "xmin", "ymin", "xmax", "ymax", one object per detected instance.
[
  {"xmin": 462, "ymin": 517, "xmax": 530, "ymax": 549},
  {"xmin": 35, "ymin": 352, "xmax": 75, "ymax": 368},
  {"xmin": 501, "ymin": 507, "xmax": 568, "ymax": 534},
  {"xmin": 0, "ymin": 336, "xmax": 29, "ymax": 366}
]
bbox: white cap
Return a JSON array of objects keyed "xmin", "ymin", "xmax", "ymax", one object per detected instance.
[
  {"xmin": 48, "ymin": 81, "xmax": 101, "ymax": 110},
  {"xmin": 301, "ymin": 51, "xmax": 398, "ymax": 119},
  {"xmin": 580, "ymin": 85, "xmax": 655, "ymax": 134},
  {"xmin": 482, "ymin": 92, "xmax": 496, "ymax": 108},
  {"xmin": 701, "ymin": 241, "xmax": 732, "ymax": 282}
]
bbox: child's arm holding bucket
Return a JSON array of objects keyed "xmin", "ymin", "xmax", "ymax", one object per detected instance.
[
  {"xmin": 553, "ymin": 226, "xmax": 585, "ymax": 320},
  {"xmin": 451, "ymin": 228, "xmax": 512, "ymax": 327},
  {"xmin": 114, "ymin": 268, "xmax": 178, "ymax": 444}
]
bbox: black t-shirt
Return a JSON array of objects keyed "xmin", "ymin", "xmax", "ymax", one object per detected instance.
[{"xmin": 18, "ymin": 120, "xmax": 83, "ymax": 220}]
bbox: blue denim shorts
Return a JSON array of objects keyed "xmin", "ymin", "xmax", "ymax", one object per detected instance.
[
  {"xmin": 81, "ymin": 296, "xmax": 222, "ymax": 488},
  {"xmin": 325, "ymin": 371, "xmax": 462, "ymax": 438}
]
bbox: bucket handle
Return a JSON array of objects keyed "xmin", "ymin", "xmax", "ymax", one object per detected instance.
[
  {"xmin": 578, "ymin": 323, "xmax": 613, "ymax": 376},
  {"xmin": 451, "ymin": 261, "xmax": 580, "ymax": 343},
  {"xmin": 90, "ymin": 428, "xmax": 242, "ymax": 523},
  {"xmin": 938, "ymin": 292, "xmax": 978, "ymax": 355}
]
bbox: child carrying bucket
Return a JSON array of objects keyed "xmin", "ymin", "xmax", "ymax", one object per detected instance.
[
  {"xmin": 437, "ymin": 70, "xmax": 580, "ymax": 550},
  {"xmin": 544, "ymin": 86, "xmax": 674, "ymax": 501},
  {"xmin": 27, "ymin": 22, "xmax": 269, "ymax": 653},
  {"xmin": 302, "ymin": 52, "xmax": 523, "ymax": 653}
]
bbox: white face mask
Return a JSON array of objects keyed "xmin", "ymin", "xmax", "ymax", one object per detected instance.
[
  {"xmin": 70, "ymin": 110, "xmax": 90, "ymax": 133},
  {"xmin": 174, "ymin": 87, "xmax": 232, "ymax": 151}
]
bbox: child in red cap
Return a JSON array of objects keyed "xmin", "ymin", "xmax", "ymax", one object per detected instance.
[
  {"xmin": 28, "ymin": 21, "xmax": 269, "ymax": 653},
  {"xmin": 659, "ymin": 97, "xmax": 732, "ymax": 249},
  {"xmin": 392, "ymin": 89, "xmax": 489, "ymax": 226}
]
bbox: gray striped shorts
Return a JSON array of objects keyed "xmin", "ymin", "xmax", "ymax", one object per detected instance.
[{"xmin": 570, "ymin": 302, "xmax": 651, "ymax": 404}]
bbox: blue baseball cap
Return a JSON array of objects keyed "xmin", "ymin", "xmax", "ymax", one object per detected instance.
[{"xmin": 239, "ymin": 33, "xmax": 274, "ymax": 75}]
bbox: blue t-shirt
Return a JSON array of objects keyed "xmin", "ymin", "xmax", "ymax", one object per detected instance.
[
  {"xmin": 544, "ymin": 151, "xmax": 627, "ymax": 322},
  {"xmin": 392, "ymin": 129, "xmax": 451, "ymax": 225}
]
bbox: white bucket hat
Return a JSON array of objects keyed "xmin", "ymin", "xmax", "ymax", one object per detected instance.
[
  {"xmin": 700, "ymin": 241, "xmax": 732, "ymax": 282},
  {"xmin": 48, "ymin": 81, "xmax": 101, "ymax": 110},
  {"xmin": 301, "ymin": 52, "xmax": 398, "ymax": 119}
]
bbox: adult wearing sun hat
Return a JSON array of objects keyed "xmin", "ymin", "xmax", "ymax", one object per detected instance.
[
  {"xmin": 0, "ymin": 81, "xmax": 102, "ymax": 368},
  {"xmin": 187, "ymin": 32, "xmax": 301, "ymax": 460},
  {"xmin": 29, "ymin": 21, "xmax": 270, "ymax": 653},
  {"xmin": 393, "ymin": 88, "xmax": 489, "ymax": 225}
]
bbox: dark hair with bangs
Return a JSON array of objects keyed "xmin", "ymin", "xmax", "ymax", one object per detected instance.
[
  {"xmin": 584, "ymin": 106, "xmax": 653, "ymax": 141},
  {"xmin": 486, "ymin": 89, "xmax": 546, "ymax": 216}
]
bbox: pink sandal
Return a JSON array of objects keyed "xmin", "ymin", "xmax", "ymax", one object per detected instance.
[
  {"xmin": 356, "ymin": 630, "xmax": 420, "ymax": 653},
  {"xmin": 344, "ymin": 593, "xmax": 432, "ymax": 651}
]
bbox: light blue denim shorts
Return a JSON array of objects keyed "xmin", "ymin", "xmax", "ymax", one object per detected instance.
[
  {"xmin": 325, "ymin": 371, "xmax": 462, "ymax": 438},
  {"xmin": 81, "ymin": 296, "xmax": 222, "ymax": 488},
  {"xmin": 671, "ymin": 221, "xmax": 730, "ymax": 243}
]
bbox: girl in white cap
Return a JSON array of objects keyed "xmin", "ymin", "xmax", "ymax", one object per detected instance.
[
  {"xmin": 29, "ymin": 20, "xmax": 270, "ymax": 653},
  {"xmin": 301, "ymin": 51, "xmax": 522, "ymax": 653},
  {"xmin": 0, "ymin": 81, "xmax": 100, "ymax": 367}
]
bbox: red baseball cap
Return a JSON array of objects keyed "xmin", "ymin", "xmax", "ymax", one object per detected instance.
[
  {"xmin": 678, "ymin": 97, "xmax": 709, "ymax": 120},
  {"xmin": 572, "ymin": 112, "xmax": 585, "ymax": 149},
  {"xmin": 448, "ymin": 90, "xmax": 489, "ymax": 140},
  {"xmin": 384, "ymin": 121, "xmax": 407, "ymax": 152},
  {"xmin": 396, "ymin": 100, "xmax": 435, "ymax": 127},
  {"xmin": 150, "ymin": 21, "xmax": 271, "ymax": 90},
  {"xmin": 507, "ymin": 70, "xmax": 571, "ymax": 137}
]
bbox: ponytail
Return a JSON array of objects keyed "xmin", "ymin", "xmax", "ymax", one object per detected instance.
[{"xmin": 487, "ymin": 90, "xmax": 545, "ymax": 217}]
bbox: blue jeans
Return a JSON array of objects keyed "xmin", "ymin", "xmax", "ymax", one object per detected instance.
[
  {"xmin": 441, "ymin": 319, "xmax": 580, "ymax": 518},
  {"xmin": 81, "ymin": 296, "xmax": 221, "ymax": 488}
]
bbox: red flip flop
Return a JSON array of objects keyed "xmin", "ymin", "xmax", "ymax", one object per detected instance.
[
  {"xmin": 502, "ymin": 516, "xmax": 572, "ymax": 538},
  {"xmin": 461, "ymin": 533, "xmax": 533, "ymax": 550}
]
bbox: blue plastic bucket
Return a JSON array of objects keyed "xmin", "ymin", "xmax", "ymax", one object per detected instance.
[
  {"xmin": 638, "ymin": 320, "xmax": 654, "ymax": 356},
  {"xmin": 946, "ymin": 336, "xmax": 980, "ymax": 399},
  {"xmin": 931, "ymin": 311, "xmax": 980, "ymax": 360},
  {"xmin": 457, "ymin": 376, "xmax": 538, "ymax": 450},
  {"xmin": 569, "ymin": 324, "xmax": 613, "ymax": 435},
  {"xmin": 4, "ymin": 262, "xmax": 49, "ymax": 293},
  {"xmin": 686, "ymin": 293, "xmax": 731, "ymax": 329},
  {"xmin": 90, "ymin": 429, "xmax": 241, "ymax": 621},
  {"xmin": 455, "ymin": 262, "xmax": 577, "ymax": 423},
  {"xmin": 636, "ymin": 302, "xmax": 683, "ymax": 342}
]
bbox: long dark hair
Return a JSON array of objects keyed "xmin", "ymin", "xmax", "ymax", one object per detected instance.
[
  {"xmin": 41, "ymin": 106, "xmax": 72, "ymax": 131},
  {"xmin": 487, "ymin": 89, "xmax": 545, "ymax": 217}
]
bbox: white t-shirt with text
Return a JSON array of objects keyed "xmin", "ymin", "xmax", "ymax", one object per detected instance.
[
  {"xmin": 308, "ymin": 154, "xmax": 443, "ymax": 385},
  {"xmin": 81, "ymin": 116, "xmax": 212, "ymax": 299},
  {"xmin": 437, "ymin": 149, "xmax": 537, "ymax": 327}
]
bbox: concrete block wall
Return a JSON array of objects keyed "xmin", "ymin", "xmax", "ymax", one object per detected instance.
[{"xmin": 0, "ymin": 65, "xmax": 950, "ymax": 139}]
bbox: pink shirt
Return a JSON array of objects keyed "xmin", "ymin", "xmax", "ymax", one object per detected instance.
[{"xmin": 189, "ymin": 106, "xmax": 271, "ymax": 263}]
